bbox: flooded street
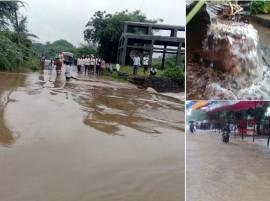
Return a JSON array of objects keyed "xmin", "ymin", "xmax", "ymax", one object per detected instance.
[
  {"xmin": 0, "ymin": 71, "xmax": 184, "ymax": 201},
  {"xmin": 187, "ymin": 131, "xmax": 270, "ymax": 201}
]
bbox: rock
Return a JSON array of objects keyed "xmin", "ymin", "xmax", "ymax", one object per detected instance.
[{"xmin": 146, "ymin": 87, "xmax": 157, "ymax": 93}]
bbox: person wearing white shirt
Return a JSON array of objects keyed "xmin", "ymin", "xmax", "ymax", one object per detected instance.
[
  {"xmin": 65, "ymin": 65, "xmax": 72, "ymax": 81},
  {"xmin": 77, "ymin": 57, "xmax": 82, "ymax": 73},
  {"xmin": 132, "ymin": 54, "xmax": 141, "ymax": 75},
  {"xmin": 143, "ymin": 55, "xmax": 149, "ymax": 74},
  {"xmin": 84, "ymin": 55, "xmax": 91, "ymax": 74},
  {"xmin": 90, "ymin": 55, "xmax": 95, "ymax": 74},
  {"xmin": 150, "ymin": 66, "xmax": 157, "ymax": 76},
  {"xmin": 115, "ymin": 64, "xmax": 121, "ymax": 72}
]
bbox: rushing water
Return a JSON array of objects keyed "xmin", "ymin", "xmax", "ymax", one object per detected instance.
[
  {"xmin": 0, "ymin": 70, "xmax": 184, "ymax": 201},
  {"xmin": 187, "ymin": 18, "xmax": 270, "ymax": 100},
  {"xmin": 187, "ymin": 130, "xmax": 270, "ymax": 201}
]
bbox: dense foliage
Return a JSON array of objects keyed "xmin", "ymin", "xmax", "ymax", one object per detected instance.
[
  {"xmin": 252, "ymin": 0, "xmax": 270, "ymax": 14},
  {"xmin": 188, "ymin": 110, "xmax": 207, "ymax": 122},
  {"xmin": 162, "ymin": 65, "xmax": 185, "ymax": 86},
  {"xmin": 0, "ymin": 1, "xmax": 38, "ymax": 71},
  {"xmin": 84, "ymin": 10, "xmax": 160, "ymax": 63},
  {"xmin": 152, "ymin": 56, "xmax": 184, "ymax": 86},
  {"xmin": 33, "ymin": 40, "xmax": 97, "ymax": 60}
]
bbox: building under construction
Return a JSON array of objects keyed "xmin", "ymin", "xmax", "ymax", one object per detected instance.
[{"xmin": 117, "ymin": 21, "xmax": 185, "ymax": 69}]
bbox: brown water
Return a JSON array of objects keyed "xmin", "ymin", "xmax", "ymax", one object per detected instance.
[
  {"xmin": 0, "ymin": 71, "xmax": 184, "ymax": 201},
  {"xmin": 187, "ymin": 131, "xmax": 270, "ymax": 201},
  {"xmin": 187, "ymin": 20, "xmax": 270, "ymax": 100}
]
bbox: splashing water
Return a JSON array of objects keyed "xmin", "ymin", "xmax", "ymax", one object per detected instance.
[{"xmin": 201, "ymin": 19, "xmax": 270, "ymax": 99}]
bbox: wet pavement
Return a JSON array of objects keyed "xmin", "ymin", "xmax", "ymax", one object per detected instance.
[
  {"xmin": 0, "ymin": 70, "xmax": 184, "ymax": 201},
  {"xmin": 187, "ymin": 130, "xmax": 270, "ymax": 201}
]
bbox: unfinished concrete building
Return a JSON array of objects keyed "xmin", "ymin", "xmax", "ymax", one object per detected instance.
[{"xmin": 117, "ymin": 21, "xmax": 185, "ymax": 69}]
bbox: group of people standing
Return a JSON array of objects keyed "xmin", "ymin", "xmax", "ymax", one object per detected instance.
[
  {"xmin": 40, "ymin": 52, "xmax": 158, "ymax": 83},
  {"xmin": 40, "ymin": 53, "xmax": 72, "ymax": 81},
  {"xmin": 132, "ymin": 54, "xmax": 157, "ymax": 76},
  {"xmin": 77, "ymin": 55, "xmax": 106, "ymax": 76}
]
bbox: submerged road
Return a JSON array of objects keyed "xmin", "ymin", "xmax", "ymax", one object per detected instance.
[
  {"xmin": 0, "ymin": 70, "xmax": 184, "ymax": 201},
  {"xmin": 187, "ymin": 130, "xmax": 270, "ymax": 201}
]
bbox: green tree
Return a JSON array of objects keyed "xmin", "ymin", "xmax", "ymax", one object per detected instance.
[
  {"xmin": 84, "ymin": 10, "xmax": 160, "ymax": 62},
  {"xmin": 43, "ymin": 39, "xmax": 75, "ymax": 59},
  {"xmin": 0, "ymin": 1, "xmax": 39, "ymax": 71}
]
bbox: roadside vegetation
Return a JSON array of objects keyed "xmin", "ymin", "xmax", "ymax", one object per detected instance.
[
  {"xmin": 0, "ymin": 1, "xmax": 39, "ymax": 71},
  {"xmin": 252, "ymin": 0, "xmax": 270, "ymax": 14},
  {"xmin": 0, "ymin": 4, "xmax": 184, "ymax": 87}
]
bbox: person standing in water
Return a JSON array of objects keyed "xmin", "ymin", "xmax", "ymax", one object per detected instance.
[
  {"xmin": 90, "ymin": 55, "xmax": 95, "ymax": 75},
  {"xmin": 100, "ymin": 59, "xmax": 106, "ymax": 75},
  {"xmin": 77, "ymin": 57, "xmax": 82, "ymax": 73},
  {"xmin": 40, "ymin": 55, "xmax": 45, "ymax": 71},
  {"xmin": 54, "ymin": 57, "xmax": 62, "ymax": 74},
  {"xmin": 132, "ymin": 54, "xmax": 141, "ymax": 75},
  {"xmin": 84, "ymin": 55, "xmax": 90, "ymax": 75},
  {"xmin": 96, "ymin": 57, "xmax": 102, "ymax": 76},
  {"xmin": 65, "ymin": 64, "xmax": 72, "ymax": 81}
]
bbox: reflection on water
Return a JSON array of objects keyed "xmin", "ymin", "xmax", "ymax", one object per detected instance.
[
  {"xmin": 0, "ymin": 70, "xmax": 184, "ymax": 201},
  {"xmin": 65, "ymin": 82, "xmax": 183, "ymax": 136},
  {"xmin": 0, "ymin": 73, "xmax": 26, "ymax": 145}
]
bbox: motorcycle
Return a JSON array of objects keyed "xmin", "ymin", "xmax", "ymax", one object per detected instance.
[
  {"xmin": 222, "ymin": 130, "xmax": 230, "ymax": 143},
  {"xmin": 190, "ymin": 123, "xmax": 195, "ymax": 133}
]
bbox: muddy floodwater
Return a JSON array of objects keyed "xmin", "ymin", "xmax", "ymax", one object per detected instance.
[
  {"xmin": 0, "ymin": 71, "xmax": 184, "ymax": 201},
  {"xmin": 187, "ymin": 131, "xmax": 270, "ymax": 201}
]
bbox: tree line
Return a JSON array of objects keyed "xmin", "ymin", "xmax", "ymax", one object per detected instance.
[
  {"xmin": 0, "ymin": 1, "xmax": 38, "ymax": 71},
  {"xmin": 0, "ymin": 3, "xmax": 184, "ymax": 85}
]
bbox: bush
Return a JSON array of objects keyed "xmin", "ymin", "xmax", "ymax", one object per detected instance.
[
  {"xmin": 0, "ymin": 33, "xmax": 23, "ymax": 71},
  {"xmin": 252, "ymin": 1, "xmax": 270, "ymax": 14},
  {"xmin": 162, "ymin": 65, "xmax": 184, "ymax": 85},
  {"xmin": 24, "ymin": 56, "xmax": 39, "ymax": 71}
]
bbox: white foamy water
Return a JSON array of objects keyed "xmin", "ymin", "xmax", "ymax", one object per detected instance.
[{"xmin": 202, "ymin": 19, "xmax": 270, "ymax": 99}]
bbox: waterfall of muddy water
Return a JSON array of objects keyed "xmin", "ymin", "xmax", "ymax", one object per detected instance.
[
  {"xmin": 188, "ymin": 18, "xmax": 270, "ymax": 99},
  {"xmin": 0, "ymin": 70, "xmax": 184, "ymax": 201}
]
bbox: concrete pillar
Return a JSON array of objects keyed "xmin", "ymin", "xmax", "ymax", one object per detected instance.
[
  {"xmin": 123, "ymin": 24, "xmax": 128, "ymax": 33},
  {"xmin": 149, "ymin": 40, "xmax": 154, "ymax": 66},
  {"xmin": 161, "ymin": 45, "xmax": 167, "ymax": 70},
  {"xmin": 176, "ymin": 42, "xmax": 182, "ymax": 66},
  {"xmin": 121, "ymin": 37, "xmax": 128, "ymax": 65},
  {"xmin": 174, "ymin": 28, "xmax": 178, "ymax": 37},
  {"xmin": 170, "ymin": 28, "xmax": 178, "ymax": 37},
  {"xmin": 148, "ymin": 26, "xmax": 153, "ymax": 35}
]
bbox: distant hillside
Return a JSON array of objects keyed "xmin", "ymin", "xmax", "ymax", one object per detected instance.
[{"xmin": 32, "ymin": 39, "xmax": 75, "ymax": 59}]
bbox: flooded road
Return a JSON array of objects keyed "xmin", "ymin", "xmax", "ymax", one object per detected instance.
[
  {"xmin": 0, "ymin": 71, "xmax": 184, "ymax": 201},
  {"xmin": 187, "ymin": 131, "xmax": 270, "ymax": 201}
]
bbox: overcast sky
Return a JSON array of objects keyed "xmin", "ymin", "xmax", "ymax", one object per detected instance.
[{"xmin": 23, "ymin": 0, "xmax": 185, "ymax": 46}]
